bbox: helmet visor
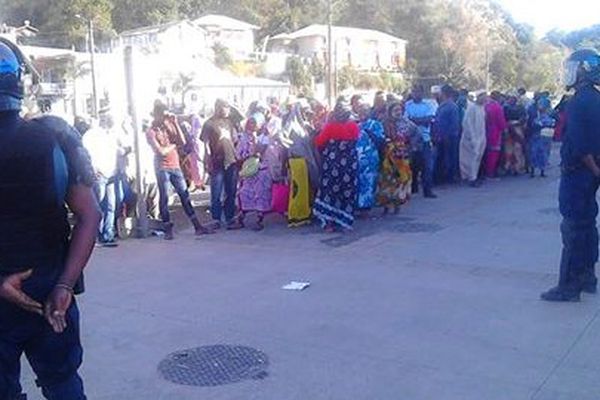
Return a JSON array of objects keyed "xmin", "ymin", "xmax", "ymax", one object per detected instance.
[{"xmin": 563, "ymin": 60, "xmax": 580, "ymax": 88}]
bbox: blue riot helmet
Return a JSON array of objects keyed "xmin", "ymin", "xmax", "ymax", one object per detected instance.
[
  {"xmin": 0, "ymin": 38, "xmax": 25, "ymax": 112},
  {"xmin": 563, "ymin": 48, "xmax": 600, "ymax": 90}
]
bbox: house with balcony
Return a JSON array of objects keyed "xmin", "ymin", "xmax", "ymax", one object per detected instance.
[
  {"xmin": 193, "ymin": 14, "xmax": 259, "ymax": 61},
  {"xmin": 268, "ymin": 24, "xmax": 407, "ymax": 72},
  {"xmin": 115, "ymin": 20, "xmax": 209, "ymax": 56}
]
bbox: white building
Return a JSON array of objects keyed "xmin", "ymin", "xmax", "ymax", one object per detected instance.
[
  {"xmin": 193, "ymin": 14, "xmax": 259, "ymax": 61},
  {"xmin": 268, "ymin": 24, "xmax": 407, "ymax": 72},
  {"xmin": 115, "ymin": 20, "xmax": 209, "ymax": 56}
]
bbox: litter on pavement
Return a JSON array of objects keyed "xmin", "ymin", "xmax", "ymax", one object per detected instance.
[{"xmin": 282, "ymin": 281, "xmax": 311, "ymax": 291}]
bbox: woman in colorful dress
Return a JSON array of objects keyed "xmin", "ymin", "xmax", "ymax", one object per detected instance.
[
  {"xmin": 282, "ymin": 100, "xmax": 320, "ymax": 226},
  {"xmin": 355, "ymin": 101, "xmax": 385, "ymax": 218},
  {"xmin": 502, "ymin": 93, "xmax": 528, "ymax": 175},
  {"xmin": 528, "ymin": 97, "xmax": 556, "ymax": 178},
  {"xmin": 313, "ymin": 100, "xmax": 359, "ymax": 232},
  {"xmin": 377, "ymin": 101, "xmax": 417, "ymax": 215},
  {"xmin": 236, "ymin": 113, "xmax": 273, "ymax": 230}
]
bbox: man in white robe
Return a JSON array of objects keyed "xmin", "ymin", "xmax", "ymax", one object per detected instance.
[{"xmin": 460, "ymin": 91, "xmax": 487, "ymax": 186}]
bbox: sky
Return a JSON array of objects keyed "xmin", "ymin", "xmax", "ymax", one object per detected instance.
[{"xmin": 498, "ymin": 0, "xmax": 600, "ymax": 34}]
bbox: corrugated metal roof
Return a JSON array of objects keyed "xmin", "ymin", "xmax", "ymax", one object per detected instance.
[
  {"xmin": 194, "ymin": 14, "xmax": 259, "ymax": 31},
  {"xmin": 120, "ymin": 20, "xmax": 204, "ymax": 37}
]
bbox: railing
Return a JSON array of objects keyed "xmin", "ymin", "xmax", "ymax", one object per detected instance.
[{"xmin": 38, "ymin": 82, "xmax": 73, "ymax": 97}]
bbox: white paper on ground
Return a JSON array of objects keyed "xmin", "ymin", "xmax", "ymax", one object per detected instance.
[{"xmin": 282, "ymin": 281, "xmax": 311, "ymax": 291}]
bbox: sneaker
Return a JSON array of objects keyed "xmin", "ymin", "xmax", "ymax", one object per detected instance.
[
  {"xmin": 424, "ymin": 191, "xmax": 438, "ymax": 199},
  {"xmin": 540, "ymin": 286, "xmax": 581, "ymax": 302}
]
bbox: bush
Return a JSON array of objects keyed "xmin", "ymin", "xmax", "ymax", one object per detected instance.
[
  {"xmin": 213, "ymin": 43, "xmax": 233, "ymax": 69},
  {"xmin": 286, "ymin": 57, "xmax": 313, "ymax": 95}
]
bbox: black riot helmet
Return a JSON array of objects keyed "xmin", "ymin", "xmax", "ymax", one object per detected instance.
[
  {"xmin": 0, "ymin": 38, "xmax": 37, "ymax": 112},
  {"xmin": 563, "ymin": 48, "xmax": 600, "ymax": 90}
]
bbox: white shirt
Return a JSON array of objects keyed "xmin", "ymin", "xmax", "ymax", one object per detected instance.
[{"xmin": 83, "ymin": 126, "xmax": 119, "ymax": 178}]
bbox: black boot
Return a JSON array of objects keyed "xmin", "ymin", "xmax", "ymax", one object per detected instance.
[
  {"xmin": 424, "ymin": 190, "xmax": 438, "ymax": 199},
  {"xmin": 191, "ymin": 217, "xmax": 214, "ymax": 235},
  {"xmin": 582, "ymin": 283, "xmax": 598, "ymax": 294},
  {"xmin": 540, "ymin": 286, "xmax": 581, "ymax": 302},
  {"xmin": 581, "ymin": 276, "xmax": 598, "ymax": 294},
  {"xmin": 164, "ymin": 222, "xmax": 174, "ymax": 240}
]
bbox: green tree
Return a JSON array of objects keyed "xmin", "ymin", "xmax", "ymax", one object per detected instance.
[
  {"xmin": 286, "ymin": 56, "xmax": 312, "ymax": 95},
  {"xmin": 0, "ymin": 0, "xmax": 113, "ymax": 49},
  {"xmin": 213, "ymin": 43, "xmax": 233, "ymax": 68},
  {"xmin": 519, "ymin": 41, "xmax": 565, "ymax": 93},
  {"xmin": 309, "ymin": 58, "xmax": 325, "ymax": 84},
  {"xmin": 337, "ymin": 65, "xmax": 359, "ymax": 91},
  {"xmin": 112, "ymin": 0, "xmax": 179, "ymax": 32}
]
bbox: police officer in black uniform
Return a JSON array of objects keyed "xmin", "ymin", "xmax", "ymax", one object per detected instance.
[
  {"xmin": 541, "ymin": 49, "xmax": 600, "ymax": 302},
  {"xmin": 0, "ymin": 39, "xmax": 100, "ymax": 399}
]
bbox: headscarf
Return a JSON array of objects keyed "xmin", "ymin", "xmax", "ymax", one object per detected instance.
[
  {"xmin": 355, "ymin": 100, "xmax": 372, "ymax": 122},
  {"xmin": 384, "ymin": 101, "xmax": 403, "ymax": 136},
  {"xmin": 214, "ymin": 98, "xmax": 229, "ymax": 112},
  {"xmin": 311, "ymin": 101, "xmax": 329, "ymax": 132},
  {"xmin": 537, "ymin": 96, "xmax": 551, "ymax": 111},
  {"xmin": 282, "ymin": 100, "xmax": 320, "ymax": 189},
  {"xmin": 253, "ymin": 112, "xmax": 266, "ymax": 128},
  {"xmin": 332, "ymin": 99, "xmax": 352, "ymax": 122},
  {"xmin": 247, "ymin": 100, "xmax": 268, "ymax": 118}
]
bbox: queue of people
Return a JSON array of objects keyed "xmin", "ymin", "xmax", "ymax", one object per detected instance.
[{"xmin": 79, "ymin": 84, "xmax": 563, "ymax": 242}]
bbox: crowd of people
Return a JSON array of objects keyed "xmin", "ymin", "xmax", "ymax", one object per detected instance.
[{"xmin": 79, "ymin": 84, "xmax": 566, "ymax": 243}]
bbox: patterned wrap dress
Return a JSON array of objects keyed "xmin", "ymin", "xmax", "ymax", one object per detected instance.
[
  {"xmin": 356, "ymin": 119, "xmax": 385, "ymax": 210},
  {"xmin": 313, "ymin": 140, "xmax": 359, "ymax": 229},
  {"xmin": 236, "ymin": 131, "xmax": 273, "ymax": 213},
  {"xmin": 377, "ymin": 118, "xmax": 415, "ymax": 208}
]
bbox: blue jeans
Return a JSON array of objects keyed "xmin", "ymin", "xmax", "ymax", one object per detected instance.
[
  {"xmin": 558, "ymin": 168, "xmax": 600, "ymax": 293},
  {"xmin": 94, "ymin": 176, "xmax": 116, "ymax": 243},
  {"xmin": 411, "ymin": 143, "xmax": 436, "ymax": 193},
  {"xmin": 210, "ymin": 165, "xmax": 238, "ymax": 223},
  {"xmin": 0, "ymin": 300, "xmax": 86, "ymax": 400},
  {"xmin": 156, "ymin": 168, "xmax": 197, "ymax": 223}
]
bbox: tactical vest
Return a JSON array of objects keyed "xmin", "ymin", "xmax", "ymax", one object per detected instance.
[{"xmin": 0, "ymin": 118, "xmax": 70, "ymax": 275}]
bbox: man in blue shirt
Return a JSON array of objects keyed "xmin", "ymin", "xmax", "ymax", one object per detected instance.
[
  {"xmin": 434, "ymin": 85, "xmax": 461, "ymax": 183},
  {"xmin": 541, "ymin": 49, "xmax": 600, "ymax": 302},
  {"xmin": 405, "ymin": 85, "xmax": 438, "ymax": 198}
]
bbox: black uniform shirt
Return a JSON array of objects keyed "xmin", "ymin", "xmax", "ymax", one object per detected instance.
[{"xmin": 561, "ymin": 86, "xmax": 600, "ymax": 168}]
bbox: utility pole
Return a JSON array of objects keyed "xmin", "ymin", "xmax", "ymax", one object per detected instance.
[
  {"xmin": 485, "ymin": 34, "xmax": 491, "ymax": 92},
  {"xmin": 88, "ymin": 18, "xmax": 99, "ymax": 118},
  {"xmin": 124, "ymin": 46, "xmax": 149, "ymax": 238},
  {"xmin": 327, "ymin": 0, "xmax": 333, "ymax": 108},
  {"xmin": 77, "ymin": 14, "xmax": 99, "ymax": 118}
]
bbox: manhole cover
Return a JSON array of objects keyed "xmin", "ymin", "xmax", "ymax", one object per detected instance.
[
  {"xmin": 391, "ymin": 223, "xmax": 443, "ymax": 233},
  {"xmin": 158, "ymin": 345, "xmax": 269, "ymax": 387}
]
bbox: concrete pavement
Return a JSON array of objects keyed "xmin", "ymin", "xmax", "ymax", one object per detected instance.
[{"xmin": 22, "ymin": 159, "xmax": 600, "ymax": 399}]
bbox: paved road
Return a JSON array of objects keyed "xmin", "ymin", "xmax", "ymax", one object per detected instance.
[{"xmin": 23, "ymin": 161, "xmax": 600, "ymax": 400}]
